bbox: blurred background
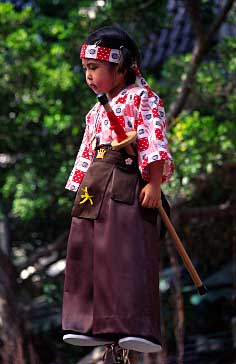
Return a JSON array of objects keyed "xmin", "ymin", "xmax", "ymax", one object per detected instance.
[{"xmin": 0, "ymin": 0, "xmax": 235, "ymax": 363}]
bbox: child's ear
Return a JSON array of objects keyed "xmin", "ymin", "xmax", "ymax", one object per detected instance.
[
  {"xmin": 117, "ymin": 61, "xmax": 126, "ymax": 74},
  {"xmin": 118, "ymin": 46, "xmax": 131, "ymax": 74}
]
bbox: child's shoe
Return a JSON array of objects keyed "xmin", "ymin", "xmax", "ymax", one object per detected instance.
[
  {"xmin": 63, "ymin": 333, "xmax": 114, "ymax": 346},
  {"xmin": 119, "ymin": 337, "xmax": 162, "ymax": 353}
]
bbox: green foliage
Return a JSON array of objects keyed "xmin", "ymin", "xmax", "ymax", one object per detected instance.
[
  {"xmin": 1, "ymin": 0, "xmax": 235, "ymax": 248},
  {"xmin": 0, "ymin": 2, "xmax": 90, "ymax": 224},
  {"xmin": 0, "ymin": 0, "xmax": 235, "ymax": 237},
  {"xmin": 0, "ymin": 1, "xmax": 235, "ymax": 362},
  {"xmin": 88, "ymin": 0, "xmax": 168, "ymax": 36},
  {"xmin": 159, "ymin": 38, "xmax": 236, "ymax": 198},
  {"xmin": 0, "ymin": 0, "xmax": 169, "ymax": 227},
  {"xmin": 168, "ymin": 111, "xmax": 236, "ymax": 197},
  {"xmin": 65, "ymin": 0, "xmax": 169, "ymax": 64}
]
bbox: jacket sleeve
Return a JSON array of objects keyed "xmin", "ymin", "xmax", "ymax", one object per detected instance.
[
  {"xmin": 65, "ymin": 123, "xmax": 92, "ymax": 192},
  {"xmin": 134, "ymin": 89, "xmax": 174, "ymax": 183}
]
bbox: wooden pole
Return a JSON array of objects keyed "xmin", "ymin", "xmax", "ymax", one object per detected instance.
[{"xmin": 158, "ymin": 203, "xmax": 207, "ymax": 295}]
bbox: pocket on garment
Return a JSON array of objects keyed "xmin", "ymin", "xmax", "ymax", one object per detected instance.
[
  {"xmin": 71, "ymin": 162, "xmax": 114, "ymax": 219},
  {"xmin": 111, "ymin": 167, "xmax": 138, "ymax": 205}
]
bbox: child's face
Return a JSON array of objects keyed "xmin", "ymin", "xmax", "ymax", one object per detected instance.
[{"xmin": 82, "ymin": 58, "xmax": 127, "ymax": 98}]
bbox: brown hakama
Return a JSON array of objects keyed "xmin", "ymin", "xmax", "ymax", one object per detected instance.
[{"xmin": 62, "ymin": 148, "xmax": 163, "ymax": 344}]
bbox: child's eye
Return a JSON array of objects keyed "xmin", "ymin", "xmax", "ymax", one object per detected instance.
[
  {"xmin": 88, "ymin": 65, "xmax": 97, "ymax": 70},
  {"xmin": 82, "ymin": 64, "xmax": 98, "ymax": 72}
]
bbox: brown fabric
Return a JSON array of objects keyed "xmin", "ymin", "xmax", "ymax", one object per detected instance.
[
  {"xmin": 62, "ymin": 149, "xmax": 162, "ymax": 342},
  {"xmin": 111, "ymin": 167, "xmax": 138, "ymax": 205},
  {"xmin": 71, "ymin": 159, "xmax": 115, "ymax": 219},
  {"xmin": 71, "ymin": 149, "xmax": 139, "ymax": 218}
]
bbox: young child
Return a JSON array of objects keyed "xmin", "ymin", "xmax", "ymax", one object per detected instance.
[{"xmin": 62, "ymin": 26, "xmax": 174, "ymax": 355}]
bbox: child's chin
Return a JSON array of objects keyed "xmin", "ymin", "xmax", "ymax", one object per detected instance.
[
  {"xmin": 94, "ymin": 89, "xmax": 105, "ymax": 95},
  {"xmin": 92, "ymin": 88, "xmax": 100, "ymax": 94}
]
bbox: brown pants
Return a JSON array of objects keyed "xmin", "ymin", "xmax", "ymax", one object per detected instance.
[{"xmin": 62, "ymin": 149, "xmax": 162, "ymax": 343}]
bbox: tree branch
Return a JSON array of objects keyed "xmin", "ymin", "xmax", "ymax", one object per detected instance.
[
  {"xmin": 21, "ymin": 253, "xmax": 65, "ymax": 283},
  {"xmin": 139, "ymin": 0, "xmax": 155, "ymax": 10},
  {"xmin": 179, "ymin": 201, "xmax": 236, "ymax": 221},
  {"xmin": 167, "ymin": 44, "xmax": 203, "ymax": 125},
  {"xmin": 208, "ymin": 0, "xmax": 235, "ymax": 40},
  {"xmin": 0, "ymin": 249, "xmax": 17, "ymax": 291},
  {"xmin": 183, "ymin": 0, "xmax": 205, "ymax": 42},
  {"xmin": 165, "ymin": 202, "xmax": 185, "ymax": 364},
  {"xmin": 167, "ymin": 0, "xmax": 235, "ymax": 125},
  {"xmin": 17, "ymin": 231, "xmax": 68, "ymax": 271}
]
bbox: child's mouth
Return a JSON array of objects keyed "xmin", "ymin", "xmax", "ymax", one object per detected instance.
[{"xmin": 89, "ymin": 84, "xmax": 97, "ymax": 91}]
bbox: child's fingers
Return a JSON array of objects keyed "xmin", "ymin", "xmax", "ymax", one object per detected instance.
[
  {"xmin": 147, "ymin": 198, "xmax": 157, "ymax": 209},
  {"xmin": 139, "ymin": 186, "xmax": 161, "ymax": 208},
  {"xmin": 140, "ymin": 190, "xmax": 152, "ymax": 207},
  {"xmin": 141, "ymin": 195, "xmax": 152, "ymax": 208},
  {"xmin": 141, "ymin": 196, "xmax": 148, "ymax": 207},
  {"xmin": 142, "ymin": 197, "xmax": 161, "ymax": 208},
  {"xmin": 139, "ymin": 188, "xmax": 145, "ymax": 202}
]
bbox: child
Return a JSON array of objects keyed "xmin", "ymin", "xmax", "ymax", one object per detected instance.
[{"xmin": 62, "ymin": 25, "xmax": 174, "ymax": 355}]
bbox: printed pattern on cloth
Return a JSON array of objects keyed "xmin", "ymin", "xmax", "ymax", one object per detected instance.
[
  {"xmin": 80, "ymin": 44, "xmax": 121, "ymax": 64},
  {"xmin": 65, "ymin": 86, "xmax": 174, "ymax": 192}
]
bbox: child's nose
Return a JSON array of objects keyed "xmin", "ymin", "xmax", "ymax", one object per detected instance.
[{"xmin": 86, "ymin": 71, "xmax": 92, "ymax": 80}]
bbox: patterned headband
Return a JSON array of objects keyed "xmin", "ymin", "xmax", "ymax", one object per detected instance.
[
  {"xmin": 80, "ymin": 43, "xmax": 151, "ymax": 92},
  {"xmin": 80, "ymin": 44, "xmax": 121, "ymax": 63}
]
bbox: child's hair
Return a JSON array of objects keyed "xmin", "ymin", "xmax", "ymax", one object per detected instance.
[{"xmin": 84, "ymin": 26, "xmax": 140, "ymax": 85}]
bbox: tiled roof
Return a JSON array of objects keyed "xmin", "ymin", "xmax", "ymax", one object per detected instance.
[{"xmin": 142, "ymin": 0, "xmax": 236, "ymax": 70}]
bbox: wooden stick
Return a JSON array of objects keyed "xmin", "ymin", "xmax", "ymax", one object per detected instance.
[{"xmin": 158, "ymin": 203, "xmax": 207, "ymax": 295}]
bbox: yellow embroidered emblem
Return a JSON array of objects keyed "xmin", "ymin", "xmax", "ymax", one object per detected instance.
[
  {"xmin": 79, "ymin": 187, "xmax": 93, "ymax": 205},
  {"xmin": 96, "ymin": 148, "xmax": 106, "ymax": 159}
]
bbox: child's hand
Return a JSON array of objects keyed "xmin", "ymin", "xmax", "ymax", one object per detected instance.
[{"xmin": 139, "ymin": 182, "xmax": 161, "ymax": 209}]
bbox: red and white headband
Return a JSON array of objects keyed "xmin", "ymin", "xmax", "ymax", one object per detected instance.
[
  {"xmin": 80, "ymin": 44, "xmax": 121, "ymax": 63},
  {"xmin": 80, "ymin": 43, "xmax": 151, "ymax": 91}
]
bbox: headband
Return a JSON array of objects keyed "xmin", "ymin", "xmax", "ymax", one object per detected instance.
[
  {"xmin": 80, "ymin": 43, "xmax": 151, "ymax": 92},
  {"xmin": 80, "ymin": 44, "xmax": 121, "ymax": 63}
]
